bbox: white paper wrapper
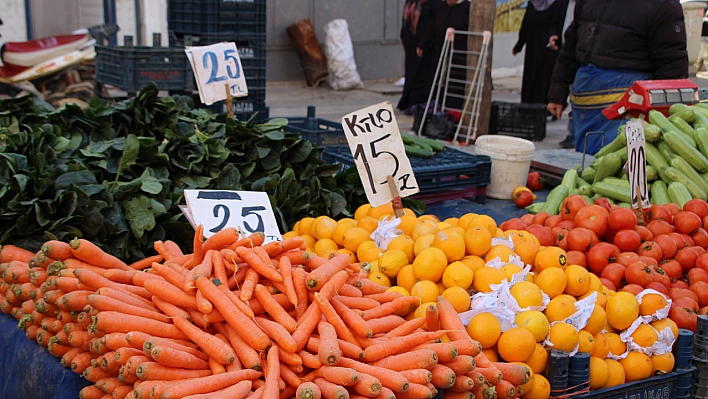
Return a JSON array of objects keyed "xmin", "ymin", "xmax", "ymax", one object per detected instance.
[
  {"xmin": 544, "ymin": 321, "xmax": 580, "ymax": 356},
  {"xmin": 370, "ymin": 216, "xmax": 401, "ymax": 251},
  {"xmin": 620, "ymin": 316, "xmax": 676, "ymax": 355},
  {"xmin": 485, "ymin": 257, "xmax": 505, "ymax": 270},
  {"xmin": 635, "ymin": 289, "xmax": 672, "ymax": 323},
  {"xmin": 492, "ymin": 237, "xmax": 515, "ymax": 250},
  {"xmin": 566, "ymin": 291, "xmax": 598, "ymax": 331},
  {"xmin": 459, "ymin": 282, "xmax": 517, "ymax": 331}
]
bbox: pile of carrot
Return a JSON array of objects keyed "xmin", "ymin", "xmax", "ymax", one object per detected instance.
[{"xmin": 0, "ymin": 226, "xmax": 531, "ymax": 399}]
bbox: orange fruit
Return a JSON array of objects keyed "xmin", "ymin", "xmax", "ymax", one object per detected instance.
[
  {"xmin": 397, "ymin": 214, "xmax": 418, "ymax": 237},
  {"xmin": 509, "ymin": 282, "xmax": 544, "ymax": 309},
  {"xmin": 354, "ymin": 204, "xmax": 371, "ymax": 220},
  {"xmin": 583, "ymin": 305, "xmax": 608, "ymax": 336},
  {"xmin": 619, "ymin": 351, "xmax": 653, "ymax": 382},
  {"xmin": 418, "ymin": 214, "xmax": 440, "ymax": 223},
  {"xmin": 486, "ymin": 245, "xmax": 515, "ymax": 263},
  {"xmin": 588, "ymin": 273, "xmax": 604, "ymax": 293},
  {"xmin": 314, "ymin": 238, "xmax": 338, "ymax": 255},
  {"xmin": 444, "ymin": 217, "xmax": 459, "ymax": 226},
  {"xmin": 410, "ymin": 280, "xmax": 440, "ymax": 304},
  {"xmin": 378, "ymin": 249, "xmax": 409, "ymax": 279},
  {"xmin": 525, "ymin": 343, "xmax": 549, "ymax": 374},
  {"xmin": 343, "ymin": 227, "xmax": 373, "ymax": 253},
  {"xmin": 591, "ymin": 333, "xmax": 610, "ymax": 359},
  {"xmin": 396, "ymin": 264, "xmax": 418, "ymax": 293},
  {"xmin": 472, "ymin": 267, "xmax": 507, "ymax": 293},
  {"xmin": 515, "ymin": 240, "xmax": 540, "ymax": 267},
  {"xmin": 589, "ymin": 356, "xmax": 609, "ymax": 389},
  {"xmin": 331, "ymin": 221, "xmax": 355, "ymax": 247},
  {"xmin": 457, "ymin": 213, "xmax": 478, "ymax": 230},
  {"xmin": 604, "ymin": 333, "xmax": 627, "ymax": 356},
  {"xmin": 514, "ymin": 311, "xmax": 550, "ymax": 342},
  {"xmin": 356, "ymin": 216, "xmax": 380, "ymax": 234},
  {"xmin": 482, "ymin": 348, "xmax": 499, "ymax": 362},
  {"xmin": 432, "ymin": 230, "xmax": 465, "ymax": 262},
  {"xmin": 544, "ymin": 296, "xmax": 577, "ymax": 323},
  {"xmin": 367, "ymin": 203, "xmax": 394, "ymax": 219},
  {"xmin": 650, "ymin": 352, "xmax": 675, "ymax": 374},
  {"xmin": 336, "ymin": 248, "xmax": 357, "ymax": 263},
  {"xmin": 651, "ymin": 318, "xmax": 679, "ymax": 340},
  {"xmin": 467, "ymin": 313, "xmax": 501, "ymax": 349},
  {"xmin": 548, "ymin": 323, "xmax": 579, "ymax": 352},
  {"xmin": 639, "ymin": 293, "xmax": 668, "ymax": 317},
  {"xmin": 606, "ymin": 292, "xmax": 639, "ymax": 330},
  {"xmin": 564, "ymin": 265, "xmax": 591, "ymax": 296},
  {"xmin": 523, "ymin": 375, "xmax": 550, "ymax": 399},
  {"xmin": 412, "ymin": 220, "xmax": 440, "ymax": 241},
  {"xmin": 299, "ymin": 234, "xmax": 317, "ymax": 251},
  {"xmin": 413, "ymin": 233, "xmax": 436, "ymax": 257},
  {"xmin": 386, "ymin": 286, "xmax": 413, "ymax": 317},
  {"xmin": 631, "ymin": 324, "xmax": 659, "ymax": 348},
  {"xmin": 387, "ymin": 235, "xmax": 415, "ymax": 263},
  {"xmin": 535, "ymin": 267, "xmax": 568, "ymax": 299},
  {"xmin": 297, "ymin": 217, "xmax": 316, "ymax": 236},
  {"xmin": 412, "ymin": 247, "xmax": 447, "ymax": 282},
  {"xmin": 444, "ymin": 226, "xmax": 466, "ymax": 239},
  {"xmin": 442, "ymin": 286, "xmax": 471, "ymax": 313},
  {"xmin": 312, "ymin": 217, "xmax": 337, "ymax": 240},
  {"xmin": 602, "ymin": 359, "xmax": 626, "ymax": 388},
  {"xmin": 498, "ymin": 327, "xmax": 536, "ymax": 362},
  {"xmin": 578, "ymin": 330, "xmax": 595, "ymax": 354},
  {"xmin": 357, "ymin": 241, "xmax": 382, "ymax": 263},
  {"xmin": 464, "ymin": 226, "xmax": 493, "ymax": 257},
  {"xmin": 501, "ymin": 264, "xmax": 524, "ymax": 282},
  {"xmin": 460, "ymin": 255, "xmax": 485, "ymax": 273},
  {"xmin": 580, "ymin": 289, "xmax": 608, "ymax": 308},
  {"xmin": 534, "ymin": 247, "xmax": 568, "ymax": 271},
  {"xmin": 442, "ymin": 262, "xmax": 474, "ymax": 290},
  {"xmin": 469, "ymin": 214, "xmax": 497, "ymax": 237}
]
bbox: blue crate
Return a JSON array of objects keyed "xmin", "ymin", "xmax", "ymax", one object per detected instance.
[
  {"xmin": 321, "ymin": 145, "xmax": 492, "ymax": 193},
  {"xmin": 284, "ymin": 106, "xmax": 347, "ymax": 148},
  {"xmin": 96, "ymin": 44, "xmax": 190, "ymax": 92},
  {"xmin": 168, "ymin": 0, "xmax": 266, "ymax": 37},
  {"xmin": 205, "ymin": 99, "xmax": 269, "ymax": 123},
  {"xmin": 674, "ymin": 329, "xmax": 694, "ymax": 370}
]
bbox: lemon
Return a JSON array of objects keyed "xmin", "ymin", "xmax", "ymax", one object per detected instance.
[
  {"xmin": 387, "ymin": 235, "xmax": 415, "ymax": 263},
  {"xmin": 432, "ymin": 230, "xmax": 466, "ymax": 262},
  {"xmin": 411, "ymin": 280, "xmax": 440, "ymax": 303},
  {"xmin": 442, "ymin": 261, "xmax": 474, "ymax": 289},
  {"xmin": 368, "ymin": 271, "xmax": 391, "ymax": 287},
  {"xmin": 412, "ymin": 247, "xmax": 448, "ymax": 282},
  {"xmin": 442, "ymin": 286, "xmax": 471, "ymax": 312},
  {"xmin": 414, "ymin": 234, "xmax": 436, "ymax": 256},
  {"xmin": 378, "ymin": 249, "xmax": 409, "ymax": 278}
]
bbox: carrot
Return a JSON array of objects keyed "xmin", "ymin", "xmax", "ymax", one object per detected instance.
[
  {"xmin": 305, "ymin": 254, "xmax": 349, "ymax": 291},
  {"xmin": 396, "ymin": 382, "xmax": 433, "ymax": 399},
  {"xmin": 490, "ymin": 362, "xmax": 532, "ymax": 386},
  {"xmin": 292, "ymin": 301, "xmax": 323, "ymax": 352},
  {"xmin": 143, "ymin": 336, "xmax": 208, "ymax": 362},
  {"xmin": 68, "ymin": 238, "xmax": 129, "ymax": 270},
  {"xmin": 142, "ymin": 278, "xmax": 198, "ymax": 310},
  {"xmin": 475, "ymin": 367, "xmax": 503, "ymax": 384},
  {"xmin": 126, "ymin": 254, "xmax": 162, "ymax": 271},
  {"xmin": 304, "ymin": 254, "xmax": 328, "ymax": 269},
  {"xmin": 109, "ymin": 385, "xmax": 133, "ymax": 398},
  {"xmin": 59, "ymin": 290, "xmax": 92, "ymax": 311},
  {"xmin": 253, "ymin": 284, "xmax": 297, "ymax": 332},
  {"xmin": 171, "ymin": 316, "xmax": 235, "ymax": 364},
  {"xmin": 279, "ymin": 362, "xmax": 302, "ymax": 388},
  {"xmin": 195, "ymin": 289, "xmax": 213, "ymax": 314},
  {"xmin": 29, "ymin": 269, "xmax": 48, "ymax": 287},
  {"xmin": 442, "ymin": 355, "xmax": 476, "ymax": 375},
  {"xmin": 74, "ymin": 269, "xmax": 151, "ymax": 299},
  {"xmin": 293, "ymin": 267, "xmax": 309, "ymax": 320},
  {"xmin": 201, "ymin": 227, "xmax": 240, "ymax": 252},
  {"xmin": 183, "ymin": 379, "xmax": 252, "ymax": 399},
  {"xmin": 299, "ymin": 349, "xmax": 323, "ymax": 369},
  {"xmin": 99, "ymin": 352, "xmax": 120, "ymax": 374},
  {"xmin": 362, "ymin": 330, "xmax": 446, "ymax": 362},
  {"xmin": 234, "ymin": 246, "xmax": 283, "ymax": 283},
  {"xmin": 356, "ymin": 278, "xmax": 388, "ymax": 295},
  {"xmin": 239, "ymin": 268, "xmax": 259, "ymax": 302},
  {"xmin": 370, "ymin": 349, "xmax": 438, "ymax": 371},
  {"xmin": 409, "ymin": 343, "xmax": 457, "ymax": 363},
  {"xmin": 150, "ymin": 262, "xmax": 186, "ymax": 288},
  {"xmin": 274, "ymin": 249, "xmax": 310, "ymax": 265},
  {"xmin": 95, "ymin": 287, "xmax": 157, "ymax": 312},
  {"xmin": 114, "ymin": 347, "xmax": 145, "ymax": 365},
  {"xmin": 335, "ymin": 296, "xmax": 380, "ymax": 311},
  {"xmin": 218, "ymin": 285, "xmax": 255, "ymax": 319},
  {"xmin": 308, "ymin": 336, "xmax": 363, "ymax": 360},
  {"xmin": 185, "ymin": 249, "xmax": 214, "ymax": 292},
  {"xmin": 424, "ymin": 304, "xmax": 439, "ymax": 332},
  {"xmin": 492, "ymin": 379, "xmax": 516, "ymax": 399},
  {"xmin": 48, "ymin": 340, "xmax": 74, "ymax": 357},
  {"xmin": 208, "ymin": 356, "xmax": 226, "ymax": 375},
  {"xmin": 71, "ymin": 351, "xmax": 95, "ymax": 374},
  {"xmin": 149, "ymin": 344, "xmax": 211, "ymax": 370},
  {"xmin": 464, "ymin": 370, "xmax": 486, "ymax": 387},
  {"xmin": 60, "ymin": 347, "xmax": 83, "ymax": 367},
  {"xmin": 218, "ymin": 325, "xmax": 260, "ymax": 371},
  {"xmin": 317, "ymin": 319, "xmax": 342, "ymax": 366},
  {"xmin": 193, "ymin": 275, "xmax": 271, "ymax": 351},
  {"xmin": 427, "ymin": 363, "xmax": 455, "ymax": 389},
  {"xmin": 254, "ymin": 317, "xmax": 296, "ymax": 354},
  {"xmin": 296, "ymin": 381, "xmax": 322, "ymax": 399},
  {"xmin": 68, "ymin": 330, "xmax": 92, "ymax": 351},
  {"xmin": 436, "ymin": 297, "xmax": 467, "ymax": 341},
  {"xmin": 318, "ymin": 366, "xmax": 359, "ymax": 386},
  {"xmin": 314, "ymin": 378, "xmax": 348, "ymax": 399},
  {"xmin": 277, "ymin": 257, "xmax": 298, "ymax": 307},
  {"xmin": 192, "ymin": 225, "xmax": 205, "ymax": 266},
  {"xmin": 91, "ymin": 311, "xmax": 189, "ymax": 341},
  {"xmin": 101, "ymin": 269, "xmax": 136, "ymax": 285},
  {"xmin": 399, "ymin": 369, "xmax": 433, "ymax": 385},
  {"xmin": 368, "ymin": 315, "xmax": 407, "ymax": 335},
  {"xmin": 315, "ymin": 293, "xmax": 361, "ymax": 347},
  {"xmin": 58, "ymin": 259, "xmax": 110, "ymax": 277},
  {"xmin": 83, "ymin": 365, "xmax": 113, "ymax": 382},
  {"xmin": 451, "ymin": 338, "xmax": 482, "ymax": 357},
  {"xmin": 209, "ymin": 250, "xmax": 227, "ymax": 283},
  {"xmin": 134, "ymin": 362, "xmax": 212, "ymax": 381},
  {"xmin": 150, "ymin": 296, "xmax": 189, "ymax": 320},
  {"xmin": 153, "ymin": 240, "xmax": 184, "ymax": 261},
  {"xmin": 382, "ymin": 317, "xmax": 424, "ymax": 339},
  {"xmin": 364, "ymin": 292, "xmax": 403, "ymax": 303},
  {"xmin": 362, "ymin": 296, "xmax": 420, "ymax": 321},
  {"xmin": 0, "ymin": 244, "xmax": 35, "ymax": 263},
  {"xmin": 330, "ymin": 297, "xmax": 372, "ymax": 338},
  {"xmin": 260, "ymin": 345, "xmax": 280, "ymax": 398},
  {"xmin": 352, "ymin": 372, "xmax": 383, "ymax": 397}
]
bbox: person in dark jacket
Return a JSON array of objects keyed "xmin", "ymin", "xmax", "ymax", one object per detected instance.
[{"xmin": 546, "ymin": 0, "xmax": 688, "ymax": 154}]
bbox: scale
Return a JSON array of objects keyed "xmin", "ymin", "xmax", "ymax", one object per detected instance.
[{"xmin": 602, "ymin": 79, "xmax": 700, "ymax": 120}]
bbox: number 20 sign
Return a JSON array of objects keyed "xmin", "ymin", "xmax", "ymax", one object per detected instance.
[
  {"xmin": 341, "ymin": 101, "xmax": 419, "ymax": 207},
  {"xmin": 186, "ymin": 42, "xmax": 249, "ymax": 105}
]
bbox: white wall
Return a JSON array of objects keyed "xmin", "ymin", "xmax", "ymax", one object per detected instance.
[
  {"xmin": 115, "ymin": 0, "xmax": 136, "ymax": 46},
  {"xmin": 78, "ymin": 0, "xmax": 104, "ymax": 28},
  {"xmin": 0, "ymin": 0, "xmax": 28, "ymax": 43},
  {"xmin": 140, "ymin": 0, "xmax": 167, "ymax": 46}
]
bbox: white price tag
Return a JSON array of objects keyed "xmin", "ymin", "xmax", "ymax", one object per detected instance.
[
  {"xmin": 625, "ymin": 120, "xmax": 650, "ymax": 209},
  {"xmin": 183, "ymin": 190, "xmax": 281, "ymax": 243},
  {"xmin": 341, "ymin": 101, "xmax": 419, "ymax": 207},
  {"xmin": 185, "ymin": 42, "xmax": 248, "ymax": 105}
]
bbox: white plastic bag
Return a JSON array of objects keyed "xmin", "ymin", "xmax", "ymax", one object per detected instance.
[
  {"xmin": 323, "ymin": 19, "xmax": 364, "ymax": 90},
  {"xmin": 370, "ymin": 216, "xmax": 402, "ymax": 251}
]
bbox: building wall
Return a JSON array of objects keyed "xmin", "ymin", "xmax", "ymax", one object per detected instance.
[{"xmin": 0, "ymin": 0, "xmax": 28, "ymax": 43}]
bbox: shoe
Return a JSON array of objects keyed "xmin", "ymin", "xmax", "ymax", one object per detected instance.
[{"xmin": 559, "ymin": 134, "xmax": 575, "ymax": 149}]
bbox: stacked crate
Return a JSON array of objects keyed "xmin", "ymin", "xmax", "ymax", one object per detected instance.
[
  {"xmin": 167, "ymin": 0, "xmax": 268, "ymax": 122},
  {"xmin": 696, "ymin": 317, "xmax": 708, "ymax": 398}
]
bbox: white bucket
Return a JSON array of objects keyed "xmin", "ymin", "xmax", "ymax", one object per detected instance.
[{"xmin": 475, "ymin": 135, "xmax": 536, "ymax": 200}]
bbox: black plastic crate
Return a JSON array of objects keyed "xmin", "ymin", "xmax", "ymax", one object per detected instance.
[
  {"xmin": 284, "ymin": 106, "xmax": 347, "ymax": 148},
  {"xmin": 205, "ymin": 99, "xmax": 269, "ymax": 123},
  {"xmin": 573, "ymin": 367, "xmax": 695, "ymax": 399},
  {"xmin": 96, "ymin": 44, "xmax": 189, "ymax": 92},
  {"xmin": 321, "ymin": 145, "xmax": 492, "ymax": 193},
  {"xmin": 169, "ymin": 32, "xmax": 265, "ymax": 57},
  {"xmin": 168, "ymin": 0, "xmax": 266, "ymax": 37},
  {"xmin": 489, "ymin": 101, "xmax": 547, "ymax": 141}
]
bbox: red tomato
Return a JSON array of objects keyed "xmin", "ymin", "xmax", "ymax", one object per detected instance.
[
  {"xmin": 671, "ymin": 280, "xmax": 691, "ymax": 289},
  {"xmin": 704, "ymin": 214, "xmax": 708, "ymax": 229},
  {"xmin": 625, "ymin": 261, "xmax": 655, "ymax": 287},
  {"xmin": 645, "ymin": 205, "xmax": 673, "ymax": 224},
  {"xmin": 670, "ymin": 287, "xmax": 699, "ymax": 303},
  {"xmin": 567, "ymin": 228, "xmax": 599, "ymax": 252},
  {"xmin": 527, "ymin": 225, "xmax": 555, "ymax": 247},
  {"xmin": 621, "ymin": 284, "xmax": 644, "ymax": 296},
  {"xmin": 690, "ymin": 281, "xmax": 708, "ymax": 308},
  {"xmin": 684, "ymin": 199, "xmax": 708, "ymax": 219},
  {"xmin": 514, "ymin": 190, "xmax": 535, "ymax": 208},
  {"xmin": 647, "ymin": 220, "xmax": 673, "ymax": 238},
  {"xmin": 575, "ymin": 205, "xmax": 610, "ymax": 238},
  {"xmin": 600, "ymin": 263, "xmax": 626, "ymax": 289},
  {"xmin": 696, "ymin": 253, "xmax": 708, "ymax": 271},
  {"xmin": 693, "ymin": 246, "xmax": 706, "ymax": 256},
  {"xmin": 669, "ymin": 233, "xmax": 690, "ymax": 249},
  {"xmin": 675, "ymin": 247, "xmax": 699, "ymax": 273},
  {"xmin": 654, "ymin": 235, "xmax": 678, "ymax": 260},
  {"xmin": 587, "ymin": 242, "xmax": 620, "ymax": 274},
  {"xmin": 604, "ymin": 228, "xmax": 618, "ymax": 244},
  {"xmin": 681, "ymin": 234, "xmax": 696, "ymax": 247},
  {"xmin": 545, "ymin": 215, "xmax": 563, "ymax": 229},
  {"xmin": 614, "ymin": 229, "xmax": 642, "ymax": 252},
  {"xmin": 666, "ymin": 203, "xmax": 682, "ymax": 217},
  {"xmin": 500, "ymin": 218, "xmax": 527, "ymax": 231},
  {"xmin": 608, "ymin": 207, "xmax": 638, "ymax": 231},
  {"xmin": 600, "ymin": 278, "xmax": 617, "ymax": 291},
  {"xmin": 652, "ymin": 266, "xmax": 672, "ymax": 289},
  {"xmin": 645, "ymin": 282, "xmax": 670, "ymax": 296},
  {"xmin": 561, "ymin": 195, "xmax": 589, "ymax": 221},
  {"xmin": 635, "ymin": 226, "xmax": 654, "ymax": 243},
  {"xmin": 637, "ymin": 241, "xmax": 662, "ymax": 262},
  {"xmin": 566, "ymin": 250, "xmax": 588, "ymax": 268},
  {"xmin": 688, "ymin": 268, "xmax": 708, "ymax": 285},
  {"xmin": 616, "ymin": 252, "xmax": 640, "ymax": 267},
  {"xmin": 670, "ymin": 307, "xmax": 698, "ymax": 332},
  {"xmin": 675, "ymin": 211, "xmax": 703, "ymax": 235},
  {"xmin": 526, "ymin": 172, "xmax": 544, "ymax": 191},
  {"xmin": 594, "ymin": 198, "xmax": 613, "ymax": 213},
  {"xmin": 640, "ymin": 256, "xmax": 659, "ymax": 267},
  {"xmin": 520, "ymin": 213, "xmax": 535, "ymax": 226},
  {"xmin": 660, "ymin": 260, "xmax": 683, "ymax": 280},
  {"xmin": 672, "ymin": 297, "xmax": 699, "ymax": 311},
  {"xmin": 533, "ymin": 212, "xmax": 551, "ymax": 226},
  {"xmin": 557, "ymin": 220, "xmax": 576, "ymax": 230}
]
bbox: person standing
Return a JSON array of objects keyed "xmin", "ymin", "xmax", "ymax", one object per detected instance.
[
  {"xmin": 548, "ymin": 0, "xmax": 575, "ymax": 148},
  {"xmin": 546, "ymin": 0, "xmax": 688, "ymax": 155}
]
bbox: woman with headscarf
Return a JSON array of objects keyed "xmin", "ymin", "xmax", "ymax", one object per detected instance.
[
  {"xmin": 397, "ymin": 0, "xmax": 438, "ymax": 114},
  {"xmin": 512, "ymin": 0, "xmax": 564, "ymax": 105}
]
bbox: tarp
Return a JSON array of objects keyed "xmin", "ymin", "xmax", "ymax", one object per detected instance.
[{"xmin": 0, "ymin": 314, "xmax": 92, "ymax": 399}]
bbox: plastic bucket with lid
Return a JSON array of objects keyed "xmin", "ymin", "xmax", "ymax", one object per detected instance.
[{"xmin": 474, "ymin": 135, "xmax": 535, "ymax": 199}]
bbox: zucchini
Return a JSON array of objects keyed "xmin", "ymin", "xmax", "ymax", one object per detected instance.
[
  {"xmin": 541, "ymin": 185, "xmax": 569, "ymax": 215},
  {"xmin": 401, "ymin": 134, "xmax": 416, "ymax": 145},
  {"xmin": 603, "ymin": 177, "xmax": 628, "ymax": 186},
  {"xmin": 617, "ymin": 203, "xmax": 632, "ymax": 209},
  {"xmin": 525, "ymin": 202, "xmax": 545, "ymax": 215},
  {"xmin": 413, "ymin": 141, "xmax": 434, "ymax": 152},
  {"xmin": 595, "ymin": 130, "xmax": 626, "ymax": 158},
  {"xmin": 569, "ymin": 188, "xmax": 580, "ymax": 196},
  {"xmin": 646, "ymin": 165, "xmax": 657, "ymax": 182},
  {"xmin": 590, "ymin": 193, "xmax": 602, "ymax": 202},
  {"xmin": 404, "ymin": 144, "xmax": 433, "ymax": 159},
  {"xmin": 593, "ymin": 180, "xmax": 631, "ymax": 203},
  {"xmin": 581, "ymin": 195, "xmax": 593, "ymax": 204},
  {"xmin": 645, "ymin": 142, "xmax": 670, "ymax": 182},
  {"xmin": 581, "ymin": 166, "xmax": 596, "ymax": 183},
  {"xmin": 576, "ymin": 177, "xmax": 594, "ymax": 197},
  {"xmin": 695, "ymin": 110, "xmax": 708, "ymax": 129},
  {"xmin": 662, "ymin": 130, "xmax": 708, "ymax": 173},
  {"xmin": 702, "ymin": 171, "xmax": 708, "ymax": 185},
  {"xmin": 560, "ymin": 169, "xmax": 578, "ymax": 192},
  {"xmin": 657, "ymin": 141, "xmax": 678, "ymax": 161},
  {"xmin": 669, "ymin": 103, "xmax": 697, "ymax": 124},
  {"xmin": 644, "ymin": 122, "xmax": 661, "ymax": 143},
  {"xmin": 694, "ymin": 126, "xmax": 708, "ymax": 160},
  {"xmin": 663, "ymin": 166, "xmax": 708, "ymax": 200},
  {"xmin": 670, "ymin": 156, "xmax": 708, "ymax": 195},
  {"xmin": 593, "ymin": 153, "xmax": 622, "ymax": 185},
  {"xmin": 650, "ymin": 180, "xmax": 670, "ymax": 205},
  {"xmin": 669, "ymin": 115, "xmax": 697, "ymax": 142},
  {"xmin": 668, "ymin": 182, "xmax": 693, "ymax": 208},
  {"xmin": 412, "ymin": 135, "xmax": 445, "ymax": 151},
  {"xmin": 589, "ymin": 156, "xmax": 602, "ymax": 170},
  {"xmin": 613, "ymin": 146, "xmax": 628, "ymax": 163}
]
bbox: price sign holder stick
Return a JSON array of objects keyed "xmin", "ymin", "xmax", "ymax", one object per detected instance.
[
  {"xmin": 224, "ymin": 84, "xmax": 234, "ymax": 120},
  {"xmin": 635, "ymin": 183, "xmax": 647, "ymax": 226},
  {"xmin": 386, "ymin": 175, "xmax": 405, "ymax": 218}
]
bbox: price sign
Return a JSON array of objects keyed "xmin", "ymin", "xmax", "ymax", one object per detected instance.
[
  {"xmin": 183, "ymin": 190, "xmax": 281, "ymax": 243},
  {"xmin": 185, "ymin": 42, "xmax": 248, "ymax": 105},
  {"xmin": 341, "ymin": 101, "xmax": 419, "ymax": 207},
  {"xmin": 625, "ymin": 120, "xmax": 650, "ymax": 209}
]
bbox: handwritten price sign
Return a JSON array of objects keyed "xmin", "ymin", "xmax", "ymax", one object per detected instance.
[
  {"xmin": 185, "ymin": 42, "xmax": 248, "ymax": 105},
  {"xmin": 625, "ymin": 120, "xmax": 650, "ymax": 209},
  {"xmin": 183, "ymin": 190, "xmax": 281, "ymax": 243},
  {"xmin": 341, "ymin": 101, "xmax": 419, "ymax": 207}
]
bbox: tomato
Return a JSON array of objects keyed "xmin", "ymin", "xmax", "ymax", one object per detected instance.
[
  {"xmin": 654, "ymin": 235, "xmax": 678, "ymax": 260},
  {"xmin": 567, "ymin": 227, "xmax": 599, "ymax": 252},
  {"xmin": 625, "ymin": 261, "xmax": 656, "ymax": 287},
  {"xmin": 566, "ymin": 250, "xmax": 587, "ymax": 268},
  {"xmin": 644, "ymin": 205, "xmax": 672, "ymax": 224},
  {"xmin": 532, "ymin": 212, "xmax": 551, "ymax": 226},
  {"xmin": 600, "ymin": 263, "xmax": 626, "ymax": 289},
  {"xmin": 647, "ymin": 220, "xmax": 673, "ymax": 238},
  {"xmin": 652, "ymin": 266, "xmax": 671, "ymax": 289},
  {"xmin": 520, "ymin": 213, "xmax": 535, "ymax": 226},
  {"xmin": 622, "ymin": 284, "xmax": 644, "ymax": 296},
  {"xmin": 500, "ymin": 218, "xmax": 528, "ymax": 231},
  {"xmin": 637, "ymin": 241, "xmax": 662, "ymax": 262},
  {"xmin": 697, "ymin": 253, "xmax": 708, "ymax": 271},
  {"xmin": 587, "ymin": 242, "xmax": 620, "ymax": 274},
  {"xmin": 690, "ymin": 281, "xmax": 708, "ymax": 308},
  {"xmin": 527, "ymin": 225, "xmax": 555, "ymax": 246},
  {"xmin": 693, "ymin": 246, "xmax": 706, "ymax": 256},
  {"xmin": 557, "ymin": 220, "xmax": 576, "ymax": 230},
  {"xmin": 616, "ymin": 252, "xmax": 640, "ymax": 267},
  {"xmin": 613, "ymin": 229, "xmax": 642, "ymax": 252},
  {"xmin": 635, "ymin": 226, "xmax": 654, "ymax": 243},
  {"xmin": 672, "ymin": 297, "xmax": 699, "ymax": 311},
  {"xmin": 670, "ymin": 307, "xmax": 698, "ymax": 332},
  {"xmin": 514, "ymin": 190, "xmax": 535, "ymax": 208},
  {"xmin": 594, "ymin": 198, "xmax": 613, "ymax": 213},
  {"xmin": 645, "ymin": 281, "xmax": 670, "ymax": 296},
  {"xmin": 670, "ymin": 287, "xmax": 699, "ymax": 303},
  {"xmin": 575, "ymin": 205, "xmax": 610, "ymax": 238},
  {"xmin": 681, "ymin": 234, "xmax": 696, "ymax": 247},
  {"xmin": 704, "ymin": 214, "xmax": 708, "ymax": 229},
  {"xmin": 684, "ymin": 199, "xmax": 708, "ymax": 219},
  {"xmin": 666, "ymin": 203, "xmax": 682, "ymax": 217},
  {"xmin": 600, "ymin": 278, "xmax": 617, "ymax": 291},
  {"xmin": 608, "ymin": 207, "xmax": 638, "ymax": 231},
  {"xmin": 669, "ymin": 233, "xmax": 690, "ymax": 249},
  {"xmin": 660, "ymin": 260, "xmax": 683, "ymax": 280},
  {"xmin": 675, "ymin": 247, "xmax": 699, "ymax": 273},
  {"xmin": 700, "ymin": 306, "xmax": 708, "ymax": 316},
  {"xmin": 561, "ymin": 195, "xmax": 589, "ymax": 221},
  {"xmin": 526, "ymin": 171, "xmax": 544, "ymax": 191},
  {"xmin": 672, "ymin": 280, "xmax": 690, "ymax": 289},
  {"xmin": 674, "ymin": 211, "xmax": 703, "ymax": 235},
  {"xmin": 604, "ymin": 228, "xmax": 618, "ymax": 244},
  {"xmin": 544, "ymin": 215, "xmax": 563, "ymax": 229},
  {"xmin": 688, "ymin": 268, "xmax": 708, "ymax": 285},
  {"xmin": 640, "ymin": 256, "xmax": 659, "ymax": 267}
]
